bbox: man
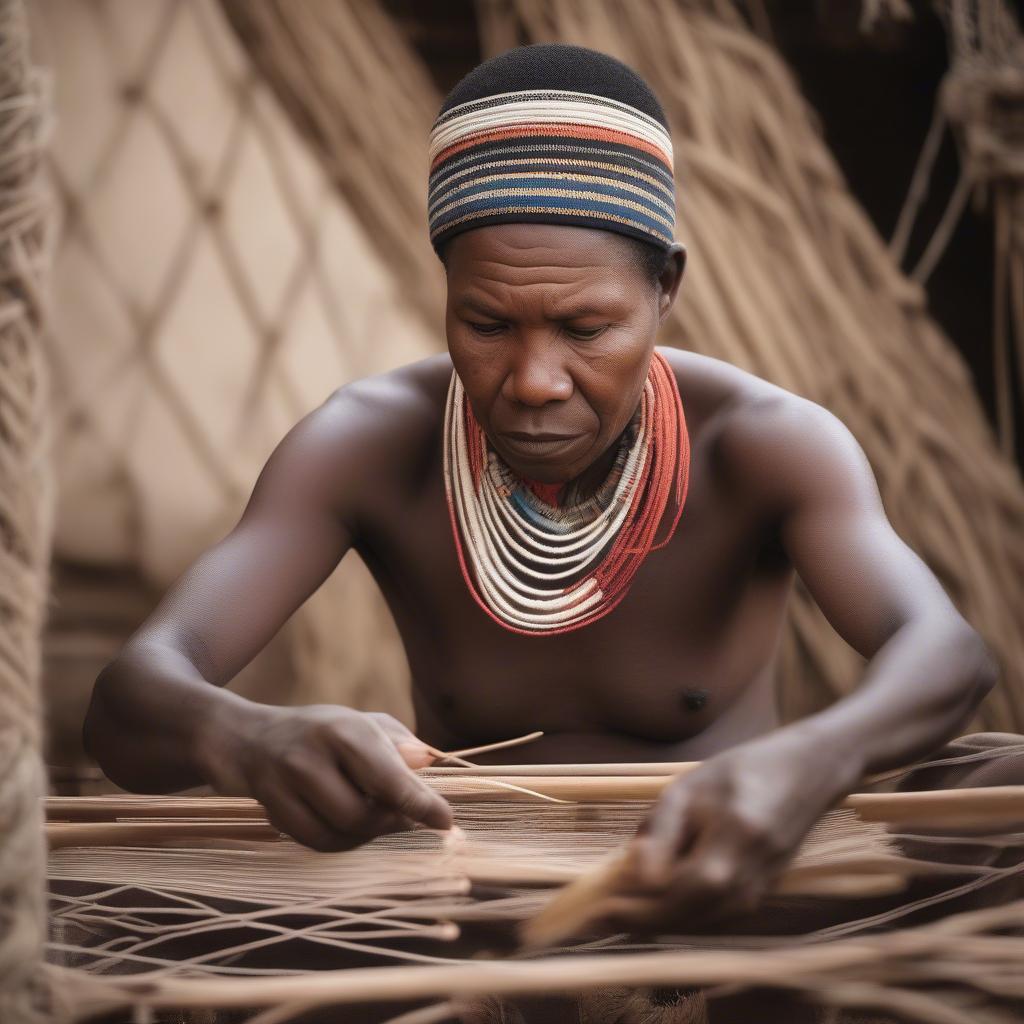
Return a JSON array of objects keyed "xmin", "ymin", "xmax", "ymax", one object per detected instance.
[{"xmin": 84, "ymin": 43, "xmax": 1000, "ymax": 934}]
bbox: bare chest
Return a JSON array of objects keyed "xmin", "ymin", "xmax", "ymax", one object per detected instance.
[{"xmin": 357, "ymin": 437, "xmax": 793, "ymax": 755}]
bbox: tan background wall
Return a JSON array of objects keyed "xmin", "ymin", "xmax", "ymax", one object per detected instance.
[{"xmin": 30, "ymin": 0, "xmax": 441, "ymax": 785}]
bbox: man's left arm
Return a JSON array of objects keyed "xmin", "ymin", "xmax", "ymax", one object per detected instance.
[
  {"xmin": 746, "ymin": 397, "xmax": 998, "ymax": 775},
  {"xmin": 594, "ymin": 397, "xmax": 999, "ymax": 933}
]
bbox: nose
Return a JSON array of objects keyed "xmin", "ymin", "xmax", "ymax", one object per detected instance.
[{"xmin": 501, "ymin": 336, "xmax": 573, "ymax": 407}]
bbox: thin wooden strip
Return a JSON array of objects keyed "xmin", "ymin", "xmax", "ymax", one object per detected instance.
[
  {"xmin": 431, "ymin": 776, "xmax": 671, "ymax": 801},
  {"xmin": 521, "ymin": 846, "xmax": 998, "ymax": 949},
  {"xmin": 443, "ymin": 779, "xmax": 1024, "ymax": 819},
  {"xmin": 45, "ymin": 784, "xmax": 1024, "ymax": 822},
  {"xmin": 436, "ymin": 732, "xmax": 545, "ymax": 761},
  {"xmin": 45, "ymin": 796, "xmax": 265, "ymax": 822},
  {"xmin": 422, "ymin": 746, "xmax": 570, "ymax": 804},
  {"xmin": 523, "ymin": 865, "xmax": 909, "ymax": 949},
  {"xmin": 465, "ymin": 852, "xmax": 945, "ymax": 889},
  {"xmin": 47, "ymin": 822, "xmax": 281, "ymax": 850},
  {"xmin": 423, "ymin": 762, "xmax": 698, "ymax": 777},
  {"xmin": 846, "ymin": 787, "xmax": 1024, "ymax": 827}
]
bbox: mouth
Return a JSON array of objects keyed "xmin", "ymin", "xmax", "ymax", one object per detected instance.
[{"xmin": 497, "ymin": 431, "xmax": 586, "ymax": 459}]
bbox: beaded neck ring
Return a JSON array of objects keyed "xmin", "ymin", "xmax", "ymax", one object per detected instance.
[{"xmin": 443, "ymin": 351, "xmax": 690, "ymax": 636}]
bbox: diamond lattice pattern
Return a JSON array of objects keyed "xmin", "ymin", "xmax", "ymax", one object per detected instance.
[{"xmin": 30, "ymin": 0, "xmax": 439, "ymax": 718}]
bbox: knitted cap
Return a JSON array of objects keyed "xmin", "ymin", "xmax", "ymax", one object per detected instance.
[{"xmin": 428, "ymin": 44, "xmax": 675, "ymax": 257}]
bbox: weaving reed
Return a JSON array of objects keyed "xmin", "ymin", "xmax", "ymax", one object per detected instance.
[
  {"xmin": 890, "ymin": 0, "xmax": 1024, "ymax": 459},
  {"xmin": 42, "ymin": 759, "xmax": 1024, "ymax": 1023}
]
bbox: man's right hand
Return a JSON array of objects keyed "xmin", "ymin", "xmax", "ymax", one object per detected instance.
[{"xmin": 199, "ymin": 703, "xmax": 454, "ymax": 852}]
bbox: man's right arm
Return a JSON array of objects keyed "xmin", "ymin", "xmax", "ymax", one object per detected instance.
[{"xmin": 84, "ymin": 378, "xmax": 452, "ymax": 849}]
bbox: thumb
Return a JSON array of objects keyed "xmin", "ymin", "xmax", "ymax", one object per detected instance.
[
  {"xmin": 366, "ymin": 713, "xmax": 437, "ymax": 768},
  {"xmin": 394, "ymin": 739, "xmax": 436, "ymax": 770},
  {"xmin": 634, "ymin": 795, "xmax": 693, "ymax": 886}
]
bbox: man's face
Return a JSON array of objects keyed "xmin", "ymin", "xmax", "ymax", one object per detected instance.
[{"xmin": 444, "ymin": 223, "xmax": 683, "ymax": 485}]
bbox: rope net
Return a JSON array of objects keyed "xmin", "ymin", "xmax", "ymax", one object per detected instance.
[
  {"xmin": 28, "ymin": 0, "xmax": 441, "ymax": 730},
  {"xmin": 41, "ymin": 763, "xmax": 1024, "ymax": 1023},
  {"xmin": 888, "ymin": 0, "xmax": 1024, "ymax": 460}
]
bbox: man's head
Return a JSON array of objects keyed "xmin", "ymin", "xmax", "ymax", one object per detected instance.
[{"xmin": 429, "ymin": 44, "xmax": 686, "ymax": 486}]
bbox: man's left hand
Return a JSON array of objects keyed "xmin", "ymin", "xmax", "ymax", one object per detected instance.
[{"xmin": 589, "ymin": 729, "xmax": 862, "ymax": 935}]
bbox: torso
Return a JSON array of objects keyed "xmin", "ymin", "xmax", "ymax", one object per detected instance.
[{"xmin": 350, "ymin": 347, "xmax": 796, "ymax": 763}]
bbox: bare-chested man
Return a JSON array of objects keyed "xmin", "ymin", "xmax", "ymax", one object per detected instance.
[{"xmin": 84, "ymin": 43, "xmax": 999, "ymax": 937}]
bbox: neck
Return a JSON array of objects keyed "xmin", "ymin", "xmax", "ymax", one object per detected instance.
[
  {"xmin": 521, "ymin": 416, "xmax": 635, "ymax": 506},
  {"xmin": 566, "ymin": 435, "xmax": 625, "ymax": 501}
]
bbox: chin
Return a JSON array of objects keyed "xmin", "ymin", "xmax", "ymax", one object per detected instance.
[
  {"xmin": 491, "ymin": 437, "xmax": 593, "ymax": 482},
  {"xmin": 495, "ymin": 464, "xmax": 554, "ymax": 486},
  {"xmin": 518, "ymin": 464, "xmax": 573, "ymax": 483}
]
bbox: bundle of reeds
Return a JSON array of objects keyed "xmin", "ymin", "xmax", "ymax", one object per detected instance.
[
  {"xmin": 0, "ymin": 0, "xmax": 56, "ymax": 1021},
  {"xmin": 43, "ymin": 760, "xmax": 1024, "ymax": 1024}
]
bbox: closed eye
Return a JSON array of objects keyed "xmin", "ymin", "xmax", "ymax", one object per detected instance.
[
  {"xmin": 565, "ymin": 325, "xmax": 607, "ymax": 340},
  {"xmin": 468, "ymin": 321, "xmax": 506, "ymax": 337}
]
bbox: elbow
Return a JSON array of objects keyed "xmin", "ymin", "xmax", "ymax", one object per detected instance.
[
  {"xmin": 972, "ymin": 637, "xmax": 1000, "ymax": 704},
  {"xmin": 82, "ymin": 663, "xmax": 112, "ymax": 765},
  {"xmin": 954, "ymin": 623, "xmax": 1000, "ymax": 712},
  {"xmin": 82, "ymin": 660, "xmax": 127, "ymax": 783}
]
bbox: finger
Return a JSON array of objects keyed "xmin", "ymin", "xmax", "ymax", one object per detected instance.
[
  {"xmin": 369, "ymin": 715, "xmax": 438, "ymax": 769},
  {"xmin": 260, "ymin": 774, "xmax": 411, "ymax": 851},
  {"xmin": 349, "ymin": 806, "xmax": 415, "ymax": 839},
  {"xmin": 279, "ymin": 752, "xmax": 413, "ymax": 838},
  {"xmin": 633, "ymin": 791, "xmax": 694, "ymax": 885},
  {"xmin": 365, "ymin": 713, "xmax": 434, "ymax": 764},
  {"xmin": 294, "ymin": 791, "xmax": 411, "ymax": 848},
  {"xmin": 279, "ymin": 750, "xmax": 369, "ymax": 828},
  {"xmin": 253, "ymin": 776, "xmax": 352, "ymax": 853},
  {"xmin": 659, "ymin": 833, "xmax": 752, "ymax": 925},
  {"xmin": 394, "ymin": 741, "xmax": 436, "ymax": 770},
  {"xmin": 587, "ymin": 895, "xmax": 667, "ymax": 937},
  {"xmin": 325, "ymin": 718, "xmax": 454, "ymax": 830}
]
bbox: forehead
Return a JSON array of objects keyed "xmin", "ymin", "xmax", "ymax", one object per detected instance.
[{"xmin": 443, "ymin": 223, "xmax": 636, "ymax": 277}]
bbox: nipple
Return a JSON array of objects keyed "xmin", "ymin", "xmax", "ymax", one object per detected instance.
[{"xmin": 681, "ymin": 689, "xmax": 709, "ymax": 713}]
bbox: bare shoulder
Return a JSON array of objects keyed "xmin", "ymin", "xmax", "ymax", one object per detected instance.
[
  {"xmin": 323, "ymin": 352, "xmax": 453, "ymax": 439},
  {"xmin": 320, "ymin": 350, "xmax": 452, "ymax": 474},
  {"xmin": 714, "ymin": 389, "xmax": 878, "ymax": 519},
  {"xmin": 657, "ymin": 345, "xmax": 783, "ymax": 435},
  {"xmin": 255, "ymin": 353, "xmax": 452, "ymax": 532},
  {"xmin": 656, "ymin": 347, "xmax": 878, "ymax": 517}
]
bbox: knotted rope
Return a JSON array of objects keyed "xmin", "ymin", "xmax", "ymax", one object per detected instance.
[
  {"xmin": 0, "ymin": 0, "xmax": 58, "ymax": 1019},
  {"xmin": 891, "ymin": 0, "xmax": 1024, "ymax": 457}
]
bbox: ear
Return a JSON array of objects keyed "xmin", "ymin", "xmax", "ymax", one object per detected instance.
[{"xmin": 658, "ymin": 243, "xmax": 687, "ymax": 323}]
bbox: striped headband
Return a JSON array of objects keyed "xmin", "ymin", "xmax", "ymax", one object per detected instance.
[{"xmin": 428, "ymin": 88, "xmax": 676, "ymax": 255}]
